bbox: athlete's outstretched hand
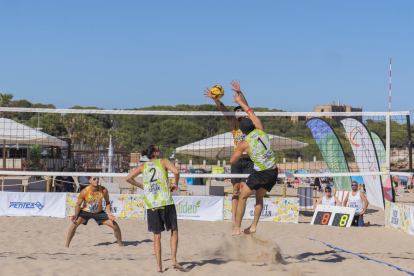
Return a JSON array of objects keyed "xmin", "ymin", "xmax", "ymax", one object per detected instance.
[
  {"xmin": 203, "ymin": 87, "xmax": 214, "ymax": 99},
  {"xmin": 170, "ymin": 184, "xmax": 178, "ymax": 193},
  {"xmin": 232, "ymin": 93, "xmax": 243, "ymax": 105},
  {"xmin": 71, "ymin": 215, "xmax": 78, "ymax": 223},
  {"xmin": 230, "ymin": 79, "xmax": 240, "ymax": 92}
]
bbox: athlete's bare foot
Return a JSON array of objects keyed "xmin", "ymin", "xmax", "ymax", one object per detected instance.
[
  {"xmin": 242, "ymin": 226, "xmax": 256, "ymax": 235},
  {"xmin": 231, "ymin": 227, "xmax": 241, "ymax": 236},
  {"xmin": 118, "ymin": 243, "xmax": 124, "ymax": 247},
  {"xmin": 157, "ymin": 265, "xmax": 163, "ymax": 272},
  {"xmin": 171, "ymin": 260, "xmax": 183, "ymax": 270}
]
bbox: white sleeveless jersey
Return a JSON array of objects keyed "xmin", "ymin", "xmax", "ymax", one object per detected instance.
[
  {"xmin": 322, "ymin": 196, "xmax": 336, "ymax": 206},
  {"xmin": 348, "ymin": 190, "xmax": 364, "ymax": 213}
]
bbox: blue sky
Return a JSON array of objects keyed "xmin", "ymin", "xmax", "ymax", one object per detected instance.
[{"xmin": 1, "ymin": 1, "xmax": 413, "ymax": 112}]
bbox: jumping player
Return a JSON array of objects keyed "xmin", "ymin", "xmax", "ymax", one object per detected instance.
[
  {"xmin": 66, "ymin": 176, "xmax": 123, "ymax": 247},
  {"xmin": 203, "ymin": 79, "xmax": 254, "ymax": 227},
  {"xmin": 125, "ymin": 145, "xmax": 183, "ymax": 272},
  {"xmin": 229, "ymin": 94, "xmax": 279, "ymax": 236}
]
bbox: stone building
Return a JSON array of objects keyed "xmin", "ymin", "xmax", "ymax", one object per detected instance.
[{"xmin": 291, "ymin": 101, "xmax": 362, "ymax": 124}]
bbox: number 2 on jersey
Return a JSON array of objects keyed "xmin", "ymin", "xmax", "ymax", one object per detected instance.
[
  {"xmin": 149, "ymin": 168, "xmax": 158, "ymax": 182},
  {"xmin": 257, "ymin": 137, "xmax": 267, "ymax": 150}
]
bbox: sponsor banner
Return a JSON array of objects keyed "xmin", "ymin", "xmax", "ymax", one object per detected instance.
[
  {"xmin": 223, "ymin": 197, "xmax": 299, "ymax": 224},
  {"xmin": 409, "ymin": 206, "xmax": 414, "ymax": 236},
  {"xmin": 0, "ymin": 192, "xmax": 66, "ymax": 218},
  {"xmin": 371, "ymin": 131, "xmax": 393, "ymax": 202},
  {"xmin": 66, "ymin": 193, "xmax": 146, "ymax": 220},
  {"xmin": 341, "ymin": 118, "xmax": 384, "ymax": 210},
  {"xmin": 385, "ymin": 201, "xmax": 410, "ymax": 233},
  {"xmin": 172, "ymin": 196, "xmax": 223, "ymax": 221},
  {"xmin": 306, "ymin": 118, "xmax": 352, "ymax": 190}
]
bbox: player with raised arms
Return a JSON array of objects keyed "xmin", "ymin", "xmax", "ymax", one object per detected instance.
[
  {"xmin": 229, "ymin": 94, "xmax": 279, "ymax": 236},
  {"xmin": 66, "ymin": 176, "xmax": 123, "ymax": 247},
  {"xmin": 203, "ymin": 80, "xmax": 254, "ymax": 228},
  {"xmin": 125, "ymin": 145, "xmax": 183, "ymax": 272}
]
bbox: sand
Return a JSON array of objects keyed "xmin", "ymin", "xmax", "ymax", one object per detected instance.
[{"xmin": 1, "ymin": 191, "xmax": 414, "ymax": 276}]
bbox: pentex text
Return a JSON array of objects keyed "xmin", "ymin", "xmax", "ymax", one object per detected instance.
[{"xmin": 9, "ymin": 201, "xmax": 44, "ymax": 210}]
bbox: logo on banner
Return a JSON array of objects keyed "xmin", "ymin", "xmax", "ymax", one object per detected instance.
[
  {"xmin": 350, "ymin": 127, "xmax": 362, "ymax": 147},
  {"xmin": 250, "ymin": 204, "xmax": 272, "ymax": 217},
  {"xmin": 390, "ymin": 206, "xmax": 400, "ymax": 227},
  {"xmin": 103, "ymin": 201, "xmax": 118, "ymax": 213},
  {"xmin": 176, "ymin": 200, "xmax": 200, "ymax": 215},
  {"xmin": 9, "ymin": 201, "xmax": 44, "ymax": 210}
]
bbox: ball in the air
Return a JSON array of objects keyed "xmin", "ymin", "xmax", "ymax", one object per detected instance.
[{"xmin": 210, "ymin": 85, "xmax": 224, "ymax": 100}]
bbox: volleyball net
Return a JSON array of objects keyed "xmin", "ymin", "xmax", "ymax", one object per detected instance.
[{"xmin": 0, "ymin": 107, "xmax": 411, "ymax": 182}]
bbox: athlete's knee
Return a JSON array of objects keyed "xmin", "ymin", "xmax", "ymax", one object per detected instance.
[
  {"xmin": 154, "ymin": 233, "xmax": 161, "ymax": 239},
  {"xmin": 233, "ymin": 183, "xmax": 241, "ymax": 197}
]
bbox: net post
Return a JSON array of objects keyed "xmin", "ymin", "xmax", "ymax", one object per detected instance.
[
  {"xmin": 407, "ymin": 114, "xmax": 412, "ymax": 172},
  {"xmin": 1, "ymin": 175, "xmax": 4, "ymax": 191},
  {"xmin": 283, "ymin": 181, "xmax": 286, "ymax": 198},
  {"xmin": 386, "ymin": 114, "xmax": 391, "ymax": 174},
  {"xmin": 130, "ymin": 185, "xmax": 134, "ymax": 194},
  {"xmin": 46, "ymin": 177, "xmax": 52, "ymax": 193}
]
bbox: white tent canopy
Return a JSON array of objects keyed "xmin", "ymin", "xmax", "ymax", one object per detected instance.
[
  {"xmin": 175, "ymin": 132, "xmax": 308, "ymax": 158},
  {"xmin": 0, "ymin": 118, "xmax": 67, "ymax": 147}
]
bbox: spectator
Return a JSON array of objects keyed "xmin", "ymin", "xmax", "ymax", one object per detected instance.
[
  {"xmin": 314, "ymin": 186, "xmax": 342, "ymax": 209},
  {"xmin": 343, "ymin": 181, "xmax": 370, "ymax": 227},
  {"xmin": 293, "ymin": 177, "xmax": 300, "ymax": 189},
  {"xmin": 327, "ymin": 179, "xmax": 334, "ymax": 187},
  {"xmin": 311, "ymin": 177, "xmax": 321, "ymax": 191},
  {"xmin": 54, "ymin": 167, "xmax": 75, "ymax": 192},
  {"xmin": 77, "ymin": 166, "xmax": 89, "ymax": 193},
  {"xmin": 393, "ymin": 175, "xmax": 400, "ymax": 195}
]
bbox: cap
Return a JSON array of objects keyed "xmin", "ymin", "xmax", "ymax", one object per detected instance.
[{"xmin": 239, "ymin": 118, "xmax": 255, "ymax": 134}]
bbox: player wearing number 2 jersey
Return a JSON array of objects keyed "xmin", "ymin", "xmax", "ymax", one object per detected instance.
[
  {"xmin": 125, "ymin": 145, "xmax": 183, "ymax": 272},
  {"xmin": 230, "ymin": 94, "xmax": 279, "ymax": 236}
]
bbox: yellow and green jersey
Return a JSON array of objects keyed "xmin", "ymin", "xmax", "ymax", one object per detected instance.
[
  {"xmin": 143, "ymin": 159, "xmax": 174, "ymax": 209},
  {"xmin": 245, "ymin": 129, "xmax": 276, "ymax": 171}
]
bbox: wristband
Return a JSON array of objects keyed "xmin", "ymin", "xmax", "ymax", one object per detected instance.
[{"xmin": 246, "ymin": 108, "xmax": 252, "ymax": 114}]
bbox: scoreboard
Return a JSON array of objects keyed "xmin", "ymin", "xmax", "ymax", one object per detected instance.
[{"xmin": 311, "ymin": 205, "xmax": 356, "ymax": 227}]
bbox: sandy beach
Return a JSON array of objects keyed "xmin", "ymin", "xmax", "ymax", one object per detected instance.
[{"xmin": 1, "ymin": 192, "xmax": 414, "ymax": 276}]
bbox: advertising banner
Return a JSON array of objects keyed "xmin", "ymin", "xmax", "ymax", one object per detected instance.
[
  {"xmin": 341, "ymin": 118, "xmax": 384, "ymax": 210},
  {"xmin": 385, "ymin": 201, "xmax": 410, "ymax": 233},
  {"xmin": 66, "ymin": 193, "xmax": 146, "ymax": 220},
  {"xmin": 371, "ymin": 131, "xmax": 393, "ymax": 202},
  {"xmin": 0, "ymin": 192, "xmax": 66, "ymax": 218},
  {"xmin": 306, "ymin": 118, "xmax": 352, "ymax": 190},
  {"xmin": 409, "ymin": 206, "xmax": 414, "ymax": 236},
  {"xmin": 172, "ymin": 196, "xmax": 223, "ymax": 221},
  {"xmin": 223, "ymin": 197, "xmax": 299, "ymax": 224}
]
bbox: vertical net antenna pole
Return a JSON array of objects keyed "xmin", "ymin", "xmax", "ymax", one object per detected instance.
[
  {"xmin": 407, "ymin": 115, "xmax": 413, "ymax": 172},
  {"xmin": 389, "ymin": 58, "xmax": 392, "ymax": 112},
  {"xmin": 386, "ymin": 114, "xmax": 391, "ymax": 174}
]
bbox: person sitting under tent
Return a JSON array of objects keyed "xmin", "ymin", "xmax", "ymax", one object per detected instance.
[
  {"xmin": 343, "ymin": 181, "xmax": 370, "ymax": 227},
  {"xmin": 314, "ymin": 186, "xmax": 341, "ymax": 210}
]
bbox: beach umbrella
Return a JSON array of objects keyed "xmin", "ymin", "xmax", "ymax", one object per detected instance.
[{"xmin": 175, "ymin": 132, "xmax": 308, "ymax": 158}]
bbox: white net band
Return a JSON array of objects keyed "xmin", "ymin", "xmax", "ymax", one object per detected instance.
[{"xmin": 0, "ymin": 107, "xmax": 409, "ymax": 116}]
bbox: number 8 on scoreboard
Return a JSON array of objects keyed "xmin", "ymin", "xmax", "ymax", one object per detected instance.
[{"xmin": 311, "ymin": 205, "xmax": 355, "ymax": 227}]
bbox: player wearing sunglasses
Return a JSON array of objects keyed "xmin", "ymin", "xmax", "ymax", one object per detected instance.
[{"xmin": 65, "ymin": 176, "xmax": 123, "ymax": 247}]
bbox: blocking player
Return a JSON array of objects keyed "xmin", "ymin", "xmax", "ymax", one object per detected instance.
[
  {"xmin": 125, "ymin": 145, "xmax": 183, "ymax": 272},
  {"xmin": 66, "ymin": 176, "xmax": 123, "ymax": 247},
  {"xmin": 203, "ymin": 79, "xmax": 254, "ymax": 227},
  {"xmin": 229, "ymin": 94, "xmax": 279, "ymax": 236}
]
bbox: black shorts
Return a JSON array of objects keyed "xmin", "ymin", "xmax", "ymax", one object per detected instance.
[
  {"xmin": 231, "ymin": 157, "xmax": 254, "ymax": 184},
  {"xmin": 246, "ymin": 167, "xmax": 279, "ymax": 192},
  {"xmin": 78, "ymin": 210, "xmax": 109, "ymax": 226},
  {"xmin": 147, "ymin": 204, "xmax": 178, "ymax": 233}
]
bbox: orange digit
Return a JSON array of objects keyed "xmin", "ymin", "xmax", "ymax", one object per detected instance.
[{"xmin": 321, "ymin": 213, "xmax": 330, "ymax": 224}]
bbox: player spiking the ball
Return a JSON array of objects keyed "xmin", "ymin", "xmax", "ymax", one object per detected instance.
[
  {"xmin": 204, "ymin": 80, "xmax": 255, "ymax": 229},
  {"xmin": 229, "ymin": 93, "xmax": 279, "ymax": 236}
]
